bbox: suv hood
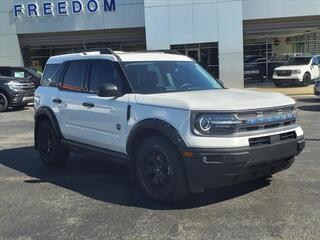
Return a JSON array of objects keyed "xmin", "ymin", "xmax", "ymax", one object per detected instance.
[
  {"xmin": 135, "ymin": 89, "xmax": 295, "ymax": 111},
  {"xmin": 275, "ymin": 65, "xmax": 307, "ymax": 70}
]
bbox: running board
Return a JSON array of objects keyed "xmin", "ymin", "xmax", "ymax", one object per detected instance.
[{"xmin": 61, "ymin": 139, "xmax": 130, "ymax": 164}]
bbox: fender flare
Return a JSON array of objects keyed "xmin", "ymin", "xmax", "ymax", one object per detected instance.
[
  {"xmin": 126, "ymin": 118, "xmax": 187, "ymax": 156},
  {"xmin": 34, "ymin": 106, "xmax": 63, "ymax": 148}
]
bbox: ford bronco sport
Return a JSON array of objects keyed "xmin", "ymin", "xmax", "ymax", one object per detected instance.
[{"xmin": 34, "ymin": 49, "xmax": 305, "ymax": 204}]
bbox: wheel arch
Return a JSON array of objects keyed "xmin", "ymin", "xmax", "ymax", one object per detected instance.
[
  {"xmin": 126, "ymin": 118, "xmax": 187, "ymax": 158},
  {"xmin": 34, "ymin": 106, "xmax": 63, "ymax": 149}
]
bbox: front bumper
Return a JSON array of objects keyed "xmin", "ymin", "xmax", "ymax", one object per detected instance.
[
  {"xmin": 273, "ymin": 76, "xmax": 301, "ymax": 84},
  {"xmin": 10, "ymin": 90, "xmax": 34, "ymax": 106},
  {"xmin": 183, "ymin": 137, "xmax": 305, "ymax": 192}
]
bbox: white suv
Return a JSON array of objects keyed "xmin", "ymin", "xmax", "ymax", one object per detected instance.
[
  {"xmin": 273, "ymin": 55, "xmax": 320, "ymax": 87},
  {"xmin": 34, "ymin": 49, "xmax": 305, "ymax": 203}
]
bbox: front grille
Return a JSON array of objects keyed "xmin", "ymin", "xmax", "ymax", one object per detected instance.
[
  {"xmin": 276, "ymin": 70, "xmax": 292, "ymax": 76},
  {"xmin": 280, "ymin": 131, "xmax": 297, "ymax": 141},
  {"xmin": 249, "ymin": 131, "xmax": 297, "ymax": 147},
  {"xmin": 20, "ymin": 83, "xmax": 35, "ymax": 90},
  {"xmin": 237, "ymin": 106, "xmax": 296, "ymax": 132},
  {"xmin": 249, "ymin": 136, "xmax": 271, "ymax": 146}
]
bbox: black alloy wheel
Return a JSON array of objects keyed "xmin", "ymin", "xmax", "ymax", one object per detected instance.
[
  {"xmin": 302, "ymin": 73, "xmax": 311, "ymax": 87},
  {"xmin": 142, "ymin": 147, "xmax": 172, "ymax": 195},
  {"xmin": 38, "ymin": 126, "xmax": 55, "ymax": 159},
  {"xmin": 37, "ymin": 120, "xmax": 69, "ymax": 167},
  {"xmin": 136, "ymin": 136, "xmax": 189, "ymax": 204}
]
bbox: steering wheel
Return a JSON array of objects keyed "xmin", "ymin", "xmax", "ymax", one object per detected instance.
[{"xmin": 179, "ymin": 83, "xmax": 192, "ymax": 89}]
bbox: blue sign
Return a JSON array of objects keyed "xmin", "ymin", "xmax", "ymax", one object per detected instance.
[{"xmin": 14, "ymin": 0, "xmax": 116, "ymax": 17}]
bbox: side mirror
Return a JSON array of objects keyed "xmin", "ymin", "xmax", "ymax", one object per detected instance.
[{"xmin": 97, "ymin": 83, "xmax": 120, "ymax": 97}]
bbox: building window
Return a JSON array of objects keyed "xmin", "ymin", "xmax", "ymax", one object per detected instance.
[
  {"xmin": 171, "ymin": 42, "xmax": 219, "ymax": 79},
  {"xmin": 243, "ymin": 29, "xmax": 320, "ymax": 83}
]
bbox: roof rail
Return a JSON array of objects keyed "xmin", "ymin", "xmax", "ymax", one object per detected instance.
[
  {"xmin": 134, "ymin": 50, "xmax": 183, "ymax": 55},
  {"xmin": 69, "ymin": 48, "xmax": 123, "ymax": 62}
]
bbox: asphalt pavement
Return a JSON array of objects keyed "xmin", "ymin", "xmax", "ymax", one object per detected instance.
[{"xmin": 0, "ymin": 96, "xmax": 319, "ymax": 240}]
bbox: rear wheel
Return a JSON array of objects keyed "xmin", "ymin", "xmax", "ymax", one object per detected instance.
[
  {"xmin": 0, "ymin": 92, "xmax": 9, "ymax": 112},
  {"xmin": 135, "ymin": 136, "xmax": 189, "ymax": 204},
  {"xmin": 36, "ymin": 119, "xmax": 69, "ymax": 167},
  {"xmin": 301, "ymin": 73, "xmax": 311, "ymax": 86}
]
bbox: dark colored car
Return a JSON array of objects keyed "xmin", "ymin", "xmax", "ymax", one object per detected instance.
[
  {"xmin": 0, "ymin": 76, "xmax": 35, "ymax": 112},
  {"xmin": 0, "ymin": 66, "xmax": 42, "ymax": 87},
  {"xmin": 244, "ymin": 56, "xmax": 265, "ymax": 80},
  {"xmin": 244, "ymin": 56, "xmax": 283, "ymax": 81}
]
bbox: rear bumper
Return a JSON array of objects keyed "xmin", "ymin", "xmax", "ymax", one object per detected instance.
[{"xmin": 183, "ymin": 137, "xmax": 305, "ymax": 192}]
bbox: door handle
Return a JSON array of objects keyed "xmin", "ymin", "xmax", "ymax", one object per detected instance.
[
  {"xmin": 52, "ymin": 98, "xmax": 62, "ymax": 104},
  {"xmin": 82, "ymin": 102, "xmax": 94, "ymax": 108}
]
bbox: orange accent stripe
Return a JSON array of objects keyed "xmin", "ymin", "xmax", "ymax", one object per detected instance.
[{"xmin": 63, "ymin": 84, "xmax": 81, "ymax": 91}]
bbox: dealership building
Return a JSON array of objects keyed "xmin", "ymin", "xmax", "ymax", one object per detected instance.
[{"xmin": 2, "ymin": 0, "xmax": 320, "ymax": 88}]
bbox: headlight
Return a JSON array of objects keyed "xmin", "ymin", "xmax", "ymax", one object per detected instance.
[
  {"xmin": 291, "ymin": 69, "xmax": 301, "ymax": 74},
  {"xmin": 193, "ymin": 113, "xmax": 243, "ymax": 135},
  {"xmin": 5, "ymin": 81, "xmax": 24, "ymax": 90}
]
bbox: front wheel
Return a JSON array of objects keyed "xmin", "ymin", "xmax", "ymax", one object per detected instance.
[
  {"xmin": 274, "ymin": 80, "xmax": 282, "ymax": 87},
  {"xmin": 0, "ymin": 92, "xmax": 9, "ymax": 112},
  {"xmin": 36, "ymin": 119, "xmax": 69, "ymax": 167},
  {"xmin": 301, "ymin": 73, "xmax": 311, "ymax": 87},
  {"xmin": 135, "ymin": 136, "xmax": 189, "ymax": 204}
]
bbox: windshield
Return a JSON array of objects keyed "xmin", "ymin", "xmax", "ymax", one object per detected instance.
[
  {"xmin": 26, "ymin": 67, "xmax": 42, "ymax": 77},
  {"xmin": 123, "ymin": 61, "xmax": 222, "ymax": 94},
  {"xmin": 285, "ymin": 57, "xmax": 311, "ymax": 66}
]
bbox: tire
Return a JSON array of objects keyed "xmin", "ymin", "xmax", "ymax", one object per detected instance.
[
  {"xmin": 301, "ymin": 73, "xmax": 311, "ymax": 87},
  {"xmin": 274, "ymin": 80, "xmax": 282, "ymax": 87},
  {"xmin": 36, "ymin": 119, "xmax": 69, "ymax": 167},
  {"xmin": 135, "ymin": 136, "xmax": 189, "ymax": 204},
  {"xmin": 0, "ymin": 92, "xmax": 9, "ymax": 112}
]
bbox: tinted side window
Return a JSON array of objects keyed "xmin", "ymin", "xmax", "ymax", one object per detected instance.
[
  {"xmin": 42, "ymin": 64, "xmax": 61, "ymax": 86},
  {"xmin": 89, "ymin": 60, "xmax": 122, "ymax": 93},
  {"xmin": 312, "ymin": 57, "xmax": 319, "ymax": 65},
  {"xmin": 62, "ymin": 61, "xmax": 87, "ymax": 91}
]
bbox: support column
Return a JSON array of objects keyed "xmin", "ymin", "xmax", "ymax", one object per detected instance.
[{"xmin": 218, "ymin": 0, "xmax": 244, "ymax": 88}]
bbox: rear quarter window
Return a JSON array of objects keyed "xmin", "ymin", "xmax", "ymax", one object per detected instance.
[{"xmin": 42, "ymin": 64, "xmax": 61, "ymax": 86}]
